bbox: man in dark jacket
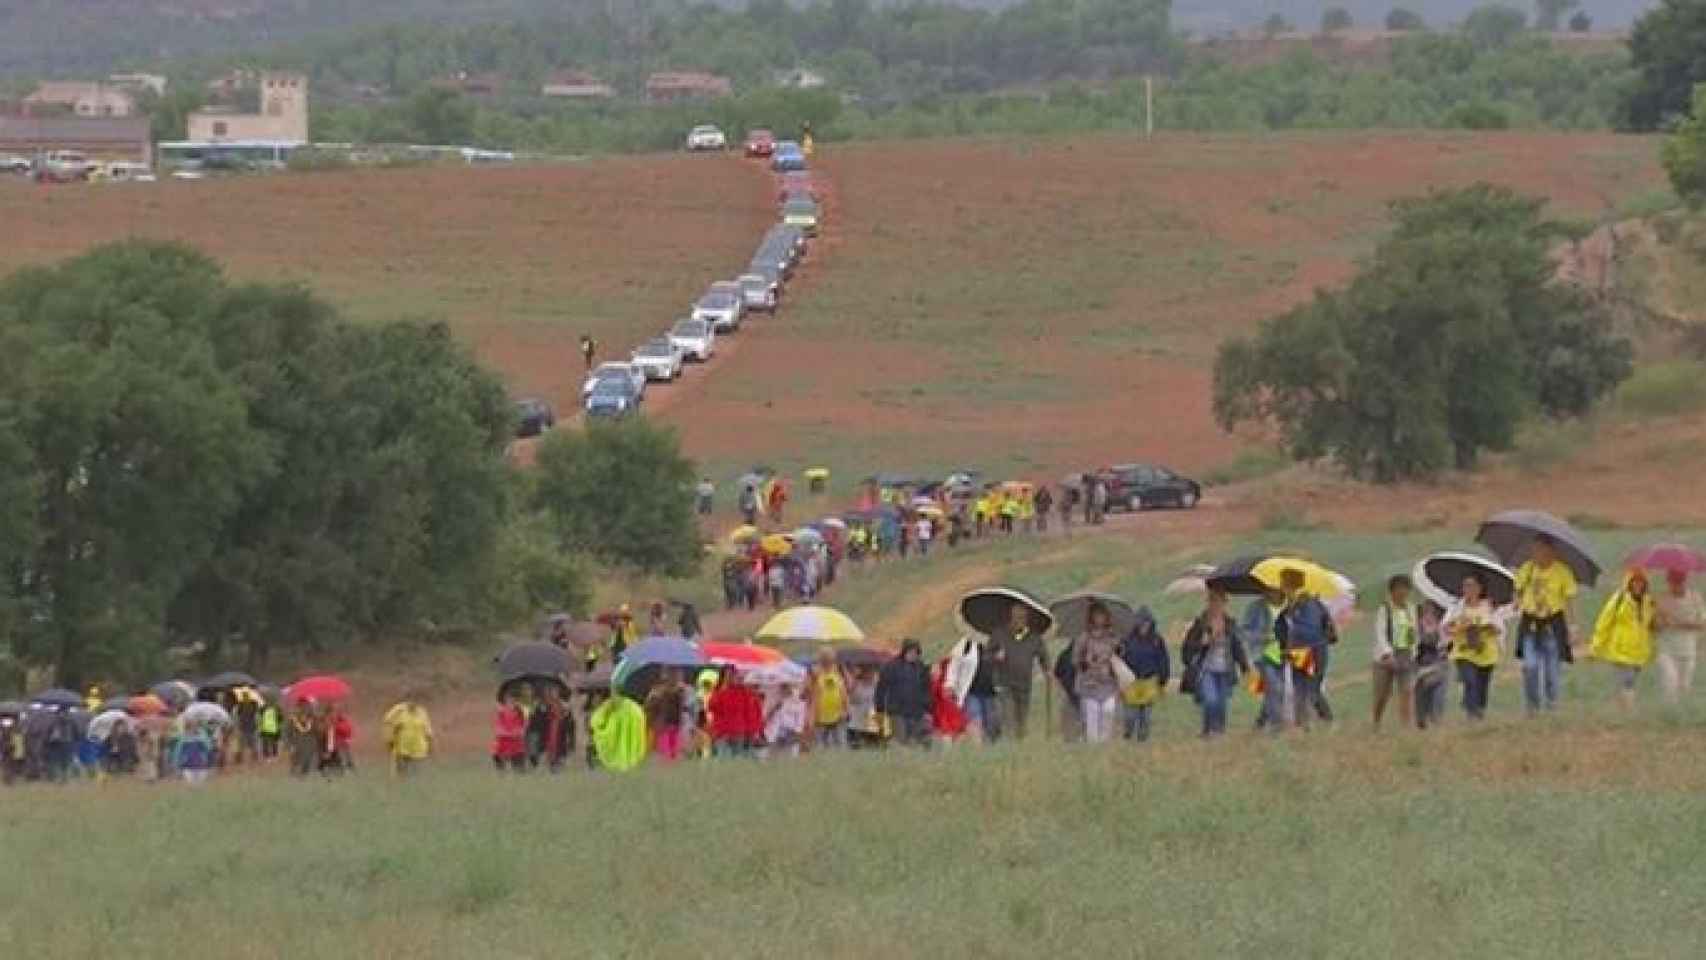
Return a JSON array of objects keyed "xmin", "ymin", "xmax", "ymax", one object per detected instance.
[
  {"xmin": 991, "ymin": 603, "xmax": 1048, "ymax": 741},
  {"xmin": 876, "ymin": 640, "xmax": 932, "ymax": 747},
  {"xmin": 1276, "ymin": 569, "xmax": 1336, "ymax": 729}
]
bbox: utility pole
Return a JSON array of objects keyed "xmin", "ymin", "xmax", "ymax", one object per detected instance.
[{"xmin": 1145, "ymin": 75, "xmax": 1154, "ymax": 138}]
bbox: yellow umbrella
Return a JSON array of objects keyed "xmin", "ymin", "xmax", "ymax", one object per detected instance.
[
  {"xmin": 761, "ymin": 534, "xmax": 794, "ymax": 556},
  {"xmin": 728, "ymin": 525, "xmax": 760, "ymax": 543},
  {"xmin": 915, "ymin": 504, "xmax": 945, "ymax": 519},
  {"xmin": 754, "ymin": 605, "xmax": 865, "ymax": 644},
  {"xmin": 1250, "ymin": 558, "xmax": 1348, "ymax": 599}
]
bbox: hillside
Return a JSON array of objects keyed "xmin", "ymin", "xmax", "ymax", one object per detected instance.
[{"xmin": 0, "ymin": 0, "xmax": 1658, "ymax": 77}]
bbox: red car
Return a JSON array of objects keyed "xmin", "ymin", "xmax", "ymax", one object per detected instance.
[{"xmin": 744, "ymin": 129, "xmax": 776, "ymax": 158}]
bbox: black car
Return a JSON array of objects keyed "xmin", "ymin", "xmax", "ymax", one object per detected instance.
[
  {"xmin": 1103, "ymin": 463, "xmax": 1201, "ymax": 512},
  {"xmin": 514, "ymin": 397, "xmax": 555, "ymax": 438}
]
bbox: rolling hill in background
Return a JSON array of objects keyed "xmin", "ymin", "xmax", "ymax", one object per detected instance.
[{"xmin": 0, "ymin": 0, "xmax": 1658, "ymax": 77}]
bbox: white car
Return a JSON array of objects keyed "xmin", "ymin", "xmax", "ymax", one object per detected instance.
[
  {"xmin": 691, "ymin": 288, "xmax": 744, "ymax": 333},
  {"xmin": 630, "ymin": 337, "xmax": 685, "ymax": 382},
  {"xmin": 685, "ymin": 125, "xmax": 727, "ymax": 152},
  {"xmin": 669, "ymin": 318, "xmax": 716, "ymax": 362},
  {"xmin": 582, "ymin": 361, "xmax": 647, "ymax": 399},
  {"xmin": 2, "ymin": 155, "xmax": 32, "ymax": 174}
]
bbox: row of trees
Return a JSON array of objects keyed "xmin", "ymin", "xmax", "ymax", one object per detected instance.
[
  {"xmin": 297, "ymin": 28, "xmax": 1629, "ymax": 154},
  {"xmin": 1213, "ymin": 185, "xmax": 1632, "ymax": 482},
  {"xmin": 0, "ymin": 242, "xmax": 702, "ymax": 688}
]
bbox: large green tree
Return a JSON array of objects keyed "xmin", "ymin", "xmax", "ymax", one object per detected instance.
[
  {"xmin": 0, "ymin": 244, "xmax": 265, "ymax": 685},
  {"xmin": 0, "ymin": 241, "xmax": 538, "ymax": 685},
  {"xmin": 1625, "ymin": 0, "xmax": 1706, "ymax": 130},
  {"xmin": 1214, "ymin": 185, "xmax": 1631, "ymax": 481},
  {"xmin": 534, "ymin": 418, "xmax": 700, "ymax": 578}
]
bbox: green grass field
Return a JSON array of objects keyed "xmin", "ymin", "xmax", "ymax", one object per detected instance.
[{"xmin": 4, "ymin": 706, "xmax": 1705, "ymax": 958}]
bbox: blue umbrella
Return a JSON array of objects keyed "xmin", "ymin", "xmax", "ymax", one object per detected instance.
[{"xmin": 612, "ymin": 637, "xmax": 706, "ymax": 696}]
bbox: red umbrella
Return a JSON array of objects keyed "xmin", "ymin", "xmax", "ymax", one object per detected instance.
[
  {"xmin": 1626, "ymin": 543, "xmax": 1706, "ymax": 575},
  {"xmin": 286, "ymin": 675, "xmax": 352, "ymax": 704},
  {"xmin": 699, "ymin": 641, "xmax": 785, "ymax": 667}
]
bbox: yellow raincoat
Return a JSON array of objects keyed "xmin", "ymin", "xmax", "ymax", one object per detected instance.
[
  {"xmin": 1590, "ymin": 574, "xmax": 1657, "ymax": 668},
  {"xmin": 590, "ymin": 695, "xmax": 648, "ymax": 772}
]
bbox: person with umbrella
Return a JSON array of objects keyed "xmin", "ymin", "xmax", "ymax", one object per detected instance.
[
  {"xmin": 876, "ymin": 640, "xmax": 933, "ymax": 748},
  {"xmin": 809, "ymin": 647, "xmax": 851, "ymax": 750},
  {"xmin": 1589, "ymin": 569, "xmax": 1657, "ymax": 709},
  {"xmin": 643, "ymin": 668, "xmax": 689, "ymax": 763},
  {"xmin": 1117, "ymin": 607, "xmax": 1170, "ymax": 742},
  {"xmin": 1444, "ymin": 573, "xmax": 1506, "ymax": 721},
  {"xmin": 1630, "ymin": 545, "xmax": 1706, "ymax": 702},
  {"xmin": 526, "ymin": 684, "xmax": 572, "ymax": 773},
  {"xmin": 992, "ymin": 603, "xmax": 1050, "ymax": 742},
  {"xmin": 286, "ymin": 700, "xmax": 320, "ymax": 777},
  {"xmin": 1655, "ymin": 568, "xmax": 1705, "ymax": 702},
  {"xmin": 382, "ymin": 693, "xmax": 434, "ymax": 778},
  {"xmin": 1274, "ymin": 568, "xmax": 1336, "ymax": 728},
  {"xmin": 1371, "ymin": 575, "xmax": 1420, "ymax": 730},
  {"xmin": 491, "ymin": 690, "xmax": 527, "ymax": 773},
  {"xmin": 1180, "ymin": 588, "xmax": 1250, "ymax": 738},
  {"xmin": 1073, "ymin": 602, "xmax": 1123, "ymax": 743},
  {"xmin": 1240, "ymin": 587, "xmax": 1289, "ymax": 732},
  {"xmin": 1512, "ymin": 536, "xmax": 1579, "ymax": 714}
]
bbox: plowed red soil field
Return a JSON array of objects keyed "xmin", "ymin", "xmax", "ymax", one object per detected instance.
[
  {"xmin": 0, "ymin": 133, "xmax": 1666, "ymax": 489},
  {"xmin": 0, "ymin": 155, "xmax": 773, "ymax": 422}
]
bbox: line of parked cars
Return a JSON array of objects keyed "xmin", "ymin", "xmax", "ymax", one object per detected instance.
[
  {"xmin": 521, "ymin": 128, "xmax": 823, "ymax": 429},
  {"xmin": 2, "ymin": 152, "xmax": 157, "ymax": 183}
]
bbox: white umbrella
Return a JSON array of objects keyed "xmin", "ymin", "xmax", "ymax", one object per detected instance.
[
  {"xmin": 739, "ymin": 660, "xmax": 808, "ymax": 688},
  {"xmin": 1412, "ymin": 552, "xmax": 1517, "ymax": 610},
  {"xmin": 88, "ymin": 709, "xmax": 134, "ymax": 741},
  {"xmin": 181, "ymin": 702, "xmax": 231, "ymax": 728}
]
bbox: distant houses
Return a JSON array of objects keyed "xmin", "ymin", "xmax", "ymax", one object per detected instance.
[
  {"xmin": 541, "ymin": 70, "xmax": 615, "ymax": 100},
  {"xmin": 645, "ymin": 71, "xmax": 733, "ymax": 102},
  {"xmin": 23, "ymin": 81, "xmax": 138, "ymax": 118}
]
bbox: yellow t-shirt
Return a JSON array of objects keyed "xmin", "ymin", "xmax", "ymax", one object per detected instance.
[
  {"xmin": 814, "ymin": 671, "xmax": 847, "ymax": 725},
  {"xmin": 1447, "ymin": 603, "xmax": 1502, "ymax": 669},
  {"xmin": 1514, "ymin": 560, "xmax": 1577, "ymax": 619}
]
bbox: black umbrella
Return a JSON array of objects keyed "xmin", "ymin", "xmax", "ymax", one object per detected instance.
[
  {"xmin": 495, "ymin": 642, "xmax": 571, "ymax": 680},
  {"xmin": 1413, "ymin": 552, "xmax": 1517, "ymax": 608},
  {"xmin": 568, "ymin": 664, "xmax": 615, "ymax": 692},
  {"xmin": 958, "ymin": 587, "xmax": 1054, "ymax": 636},
  {"xmin": 1203, "ymin": 555, "xmax": 1273, "ymax": 596},
  {"xmin": 1050, "ymin": 591, "xmax": 1138, "ymax": 638},
  {"xmin": 1476, "ymin": 510, "xmax": 1602, "ymax": 587},
  {"xmin": 30, "ymin": 688, "xmax": 81, "ymax": 709},
  {"xmin": 202, "ymin": 671, "xmax": 258, "ymax": 690}
]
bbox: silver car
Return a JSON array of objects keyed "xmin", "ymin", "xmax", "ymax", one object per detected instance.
[
  {"xmin": 691, "ymin": 289, "xmax": 744, "ymax": 332},
  {"xmin": 670, "ymin": 318, "xmax": 716, "ymax": 362},
  {"xmin": 630, "ymin": 337, "xmax": 685, "ymax": 382},
  {"xmin": 737, "ymin": 273, "xmax": 778, "ymax": 312}
]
